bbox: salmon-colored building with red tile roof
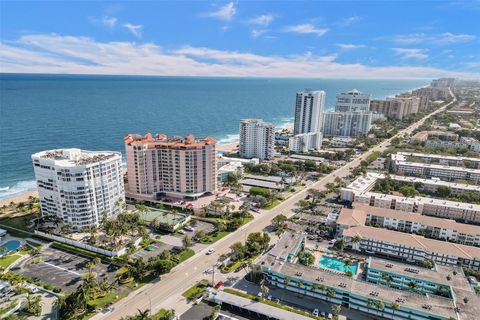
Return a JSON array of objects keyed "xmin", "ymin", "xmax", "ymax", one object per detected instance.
[{"xmin": 124, "ymin": 133, "xmax": 217, "ymax": 200}]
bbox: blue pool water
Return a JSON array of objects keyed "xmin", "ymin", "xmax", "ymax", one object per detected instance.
[
  {"xmin": 0, "ymin": 240, "xmax": 21, "ymax": 256},
  {"xmin": 319, "ymin": 256, "xmax": 358, "ymax": 274}
]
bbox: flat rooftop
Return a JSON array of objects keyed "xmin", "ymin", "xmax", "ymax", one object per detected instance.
[
  {"xmin": 343, "ymin": 225, "xmax": 480, "ymax": 260},
  {"xmin": 32, "ymin": 148, "xmax": 120, "ymax": 166},
  {"xmin": 124, "ymin": 133, "xmax": 216, "ymax": 148},
  {"xmin": 260, "ymin": 254, "xmax": 461, "ymax": 319},
  {"xmin": 347, "ymin": 204, "xmax": 480, "ymax": 235},
  {"xmin": 394, "ymin": 151, "xmax": 480, "ymax": 163},
  {"xmin": 267, "ymin": 232, "xmax": 303, "ymax": 261},
  {"xmin": 368, "ymin": 257, "xmax": 471, "ymax": 289},
  {"xmin": 213, "ymin": 290, "xmax": 313, "ymax": 320}
]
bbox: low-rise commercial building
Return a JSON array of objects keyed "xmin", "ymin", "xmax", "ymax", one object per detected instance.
[
  {"xmin": 32, "ymin": 148, "xmax": 125, "ymax": 229},
  {"xmin": 288, "ymin": 132, "xmax": 322, "ymax": 153},
  {"xmin": 218, "ymin": 162, "xmax": 244, "ymax": 183}
]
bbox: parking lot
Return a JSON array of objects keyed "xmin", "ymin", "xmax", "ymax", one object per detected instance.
[
  {"xmin": 15, "ymin": 246, "xmax": 119, "ymax": 292},
  {"xmin": 130, "ymin": 241, "xmax": 174, "ymax": 261}
]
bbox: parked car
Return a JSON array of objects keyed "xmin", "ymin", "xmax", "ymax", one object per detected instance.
[
  {"xmin": 177, "ymin": 229, "xmax": 186, "ymax": 235},
  {"xmin": 184, "ymin": 226, "xmax": 195, "ymax": 232},
  {"xmin": 312, "ymin": 309, "xmax": 319, "ymax": 317}
]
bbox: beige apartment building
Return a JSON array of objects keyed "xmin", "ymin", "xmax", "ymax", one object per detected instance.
[
  {"xmin": 124, "ymin": 133, "xmax": 217, "ymax": 200},
  {"xmin": 370, "ymin": 96, "xmax": 420, "ymax": 120}
]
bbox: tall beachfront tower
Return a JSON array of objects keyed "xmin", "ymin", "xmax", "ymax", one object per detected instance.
[
  {"xmin": 32, "ymin": 149, "xmax": 124, "ymax": 229},
  {"xmin": 335, "ymin": 89, "xmax": 371, "ymax": 112},
  {"xmin": 293, "ymin": 89, "xmax": 326, "ymax": 135},
  {"xmin": 239, "ymin": 119, "xmax": 275, "ymax": 160},
  {"xmin": 124, "ymin": 134, "xmax": 217, "ymax": 201}
]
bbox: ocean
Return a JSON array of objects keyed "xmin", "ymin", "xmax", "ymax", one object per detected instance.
[{"xmin": 0, "ymin": 73, "xmax": 428, "ymax": 199}]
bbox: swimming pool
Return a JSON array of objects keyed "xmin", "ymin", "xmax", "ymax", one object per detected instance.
[
  {"xmin": 318, "ymin": 256, "xmax": 358, "ymax": 274},
  {"xmin": 0, "ymin": 240, "xmax": 22, "ymax": 256}
]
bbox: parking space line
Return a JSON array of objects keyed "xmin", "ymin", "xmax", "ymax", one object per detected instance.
[{"xmin": 43, "ymin": 261, "xmax": 82, "ymax": 276}]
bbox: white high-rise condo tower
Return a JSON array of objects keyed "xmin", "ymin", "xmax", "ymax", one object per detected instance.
[
  {"xmin": 239, "ymin": 119, "xmax": 275, "ymax": 160},
  {"xmin": 294, "ymin": 89, "xmax": 326, "ymax": 135},
  {"xmin": 32, "ymin": 149, "xmax": 125, "ymax": 229},
  {"xmin": 335, "ymin": 89, "xmax": 371, "ymax": 112}
]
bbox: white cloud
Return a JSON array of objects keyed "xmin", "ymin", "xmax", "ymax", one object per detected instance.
[
  {"xmin": 392, "ymin": 32, "xmax": 476, "ymax": 45},
  {"xmin": 123, "ymin": 23, "xmax": 143, "ymax": 38},
  {"xmin": 336, "ymin": 43, "xmax": 366, "ymax": 50},
  {"xmin": 251, "ymin": 29, "xmax": 267, "ymax": 38},
  {"xmin": 205, "ymin": 2, "xmax": 236, "ymax": 21},
  {"xmin": 247, "ymin": 14, "xmax": 274, "ymax": 26},
  {"xmin": 102, "ymin": 16, "xmax": 117, "ymax": 28},
  {"xmin": 341, "ymin": 16, "xmax": 361, "ymax": 26},
  {"xmin": 284, "ymin": 24, "xmax": 328, "ymax": 37},
  {"xmin": 1, "ymin": 33, "xmax": 478, "ymax": 79},
  {"xmin": 392, "ymin": 48, "xmax": 429, "ymax": 60}
]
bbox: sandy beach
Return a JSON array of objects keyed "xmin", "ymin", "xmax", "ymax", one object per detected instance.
[
  {"xmin": 217, "ymin": 143, "xmax": 238, "ymax": 153},
  {"xmin": 0, "ymin": 190, "xmax": 38, "ymax": 207}
]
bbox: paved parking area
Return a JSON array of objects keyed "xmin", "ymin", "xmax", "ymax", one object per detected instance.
[
  {"xmin": 15, "ymin": 246, "xmax": 119, "ymax": 292},
  {"xmin": 189, "ymin": 221, "xmax": 215, "ymax": 234},
  {"xmin": 130, "ymin": 242, "xmax": 174, "ymax": 261}
]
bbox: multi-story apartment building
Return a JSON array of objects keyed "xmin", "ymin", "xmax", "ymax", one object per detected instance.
[
  {"xmin": 336, "ymin": 205, "xmax": 480, "ymax": 246},
  {"xmin": 32, "ymin": 148, "xmax": 124, "ymax": 229},
  {"xmin": 258, "ymin": 232, "xmax": 479, "ymax": 320},
  {"xmin": 370, "ymin": 96, "xmax": 420, "ymax": 120},
  {"xmin": 365, "ymin": 257, "xmax": 468, "ymax": 299},
  {"xmin": 391, "ymin": 152, "xmax": 480, "ymax": 183},
  {"xmin": 322, "ymin": 111, "xmax": 372, "ymax": 137},
  {"xmin": 341, "ymin": 172, "xmax": 480, "ymax": 224},
  {"xmin": 425, "ymin": 136, "xmax": 480, "ymax": 153},
  {"xmin": 288, "ymin": 132, "xmax": 322, "ymax": 153},
  {"xmin": 293, "ymin": 89, "xmax": 325, "ymax": 135},
  {"xmin": 412, "ymin": 87, "xmax": 450, "ymax": 101},
  {"xmin": 124, "ymin": 133, "xmax": 217, "ymax": 200},
  {"xmin": 431, "ymin": 78, "xmax": 456, "ymax": 88},
  {"xmin": 335, "ymin": 89, "xmax": 370, "ymax": 112},
  {"xmin": 239, "ymin": 119, "xmax": 275, "ymax": 160},
  {"xmin": 343, "ymin": 225, "xmax": 480, "ymax": 271}
]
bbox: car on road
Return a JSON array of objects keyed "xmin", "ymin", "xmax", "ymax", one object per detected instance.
[
  {"xmin": 206, "ymin": 248, "xmax": 215, "ymax": 255},
  {"xmin": 312, "ymin": 309, "xmax": 319, "ymax": 317}
]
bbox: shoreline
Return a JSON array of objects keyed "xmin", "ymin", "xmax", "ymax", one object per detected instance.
[
  {"xmin": 0, "ymin": 190, "xmax": 38, "ymax": 206},
  {"xmin": 0, "ymin": 83, "xmax": 428, "ymax": 206}
]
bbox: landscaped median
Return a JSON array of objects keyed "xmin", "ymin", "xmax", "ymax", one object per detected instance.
[
  {"xmin": 223, "ymin": 288, "xmax": 323, "ymax": 320},
  {"xmin": 182, "ymin": 279, "xmax": 209, "ymax": 301}
]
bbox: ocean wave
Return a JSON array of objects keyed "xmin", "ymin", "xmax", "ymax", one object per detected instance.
[
  {"xmin": 0, "ymin": 180, "xmax": 37, "ymax": 200},
  {"xmin": 218, "ymin": 134, "xmax": 239, "ymax": 145}
]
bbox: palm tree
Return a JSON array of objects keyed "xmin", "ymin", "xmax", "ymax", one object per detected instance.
[
  {"xmin": 367, "ymin": 299, "xmax": 375, "ymax": 308},
  {"xmin": 408, "ymin": 281, "xmax": 417, "ymax": 292},
  {"xmin": 391, "ymin": 302, "xmax": 400, "ymax": 316},
  {"xmin": 135, "ymin": 308, "xmax": 152, "ymax": 320},
  {"xmin": 260, "ymin": 281, "xmax": 269, "ymax": 299},
  {"xmin": 331, "ymin": 305, "xmax": 342, "ymax": 319},
  {"xmin": 283, "ymin": 277, "xmax": 291, "ymax": 286},
  {"xmin": 326, "ymin": 288, "xmax": 336, "ymax": 302}
]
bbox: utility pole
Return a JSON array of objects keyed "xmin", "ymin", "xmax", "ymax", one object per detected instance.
[{"xmin": 212, "ymin": 264, "xmax": 215, "ymax": 287}]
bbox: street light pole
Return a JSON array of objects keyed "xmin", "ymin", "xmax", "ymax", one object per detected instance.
[
  {"xmin": 145, "ymin": 292, "xmax": 152, "ymax": 312},
  {"xmin": 212, "ymin": 264, "xmax": 215, "ymax": 287}
]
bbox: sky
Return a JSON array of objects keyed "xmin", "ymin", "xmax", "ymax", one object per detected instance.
[{"xmin": 1, "ymin": 0, "xmax": 479, "ymax": 79}]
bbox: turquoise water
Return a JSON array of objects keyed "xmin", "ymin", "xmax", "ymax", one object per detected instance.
[
  {"xmin": 0, "ymin": 73, "xmax": 428, "ymax": 199},
  {"xmin": 319, "ymin": 256, "xmax": 358, "ymax": 274},
  {"xmin": 0, "ymin": 240, "xmax": 21, "ymax": 256}
]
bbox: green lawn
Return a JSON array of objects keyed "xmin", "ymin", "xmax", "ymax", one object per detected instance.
[
  {"xmin": 182, "ymin": 279, "xmax": 209, "ymax": 300},
  {"xmin": 176, "ymin": 248, "xmax": 195, "ymax": 263},
  {"xmin": 0, "ymin": 254, "xmax": 22, "ymax": 268},
  {"xmin": 220, "ymin": 259, "xmax": 244, "ymax": 273},
  {"xmin": 265, "ymin": 199, "xmax": 282, "ymax": 210},
  {"xmin": 200, "ymin": 231, "xmax": 230, "ymax": 244}
]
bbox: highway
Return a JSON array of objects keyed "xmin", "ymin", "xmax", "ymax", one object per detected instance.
[{"xmin": 93, "ymin": 89, "xmax": 456, "ymax": 319}]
